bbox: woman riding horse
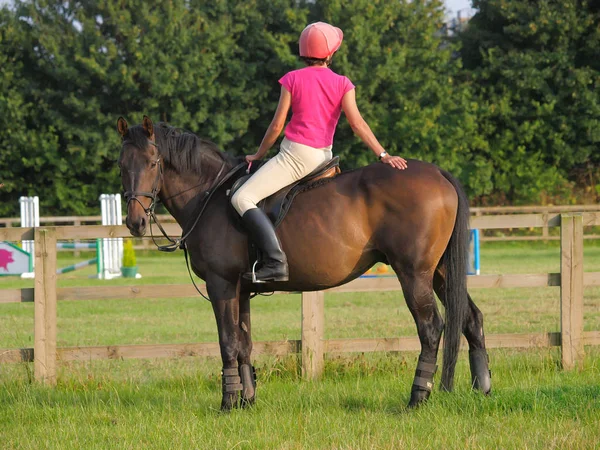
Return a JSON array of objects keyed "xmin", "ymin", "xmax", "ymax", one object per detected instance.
[
  {"xmin": 116, "ymin": 22, "xmax": 491, "ymax": 411},
  {"xmin": 231, "ymin": 22, "xmax": 407, "ymax": 284}
]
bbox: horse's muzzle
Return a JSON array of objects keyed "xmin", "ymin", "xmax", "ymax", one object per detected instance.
[{"xmin": 126, "ymin": 214, "xmax": 147, "ymax": 237}]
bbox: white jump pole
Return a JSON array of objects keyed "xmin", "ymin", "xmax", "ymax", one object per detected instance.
[
  {"xmin": 116, "ymin": 194, "xmax": 123, "ymax": 268},
  {"xmin": 19, "ymin": 196, "xmax": 39, "ymax": 268},
  {"xmin": 99, "ymin": 193, "xmax": 123, "ymax": 279}
]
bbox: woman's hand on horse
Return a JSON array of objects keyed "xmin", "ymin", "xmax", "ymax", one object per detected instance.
[{"xmin": 381, "ymin": 155, "xmax": 408, "ymax": 170}]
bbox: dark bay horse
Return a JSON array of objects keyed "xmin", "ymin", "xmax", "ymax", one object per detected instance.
[{"xmin": 117, "ymin": 116, "xmax": 491, "ymax": 410}]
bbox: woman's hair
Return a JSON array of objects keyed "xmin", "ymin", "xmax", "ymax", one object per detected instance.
[{"xmin": 300, "ymin": 55, "xmax": 332, "ymax": 66}]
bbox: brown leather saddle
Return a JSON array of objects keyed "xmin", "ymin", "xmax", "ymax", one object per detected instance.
[{"xmin": 228, "ymin": 156, "xmax": 340, "ymax": 228}]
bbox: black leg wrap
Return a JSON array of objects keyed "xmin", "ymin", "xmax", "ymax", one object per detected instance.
[
  {"xmin": 408, "ymin": 356, "xmax": 438, "ymax": 408},
  {"xmin": 239, "ymin": 364, "xmax": 257, "ymax": 407},
  {"xmin": 469, "ymin": 349, "xmax": 491, "ymax": 394},
  {"xmin": 412, "ymin": 357, "xmax": 438, "ymax": 393},
  {"xmin": 222, "ymin": 367, "xmax": 243, "ymax": 394}
]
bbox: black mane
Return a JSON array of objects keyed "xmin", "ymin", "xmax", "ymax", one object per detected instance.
[{"xmin": 126, "ymin": 122, "xmax": 240, "ymax": 175}]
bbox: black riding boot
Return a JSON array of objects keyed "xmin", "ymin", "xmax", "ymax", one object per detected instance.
[{"xmin": 241, "ymin": 208, "xmax": 289, "ymax": 282}]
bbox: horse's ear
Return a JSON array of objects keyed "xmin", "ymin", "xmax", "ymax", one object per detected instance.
[
  {"xmin": 142, "ymin": 115, "xmax": 154, "ymax": 138},
  {"xmin": 117, "ymin": 117, "xmax": 128, "ymax": 137}
]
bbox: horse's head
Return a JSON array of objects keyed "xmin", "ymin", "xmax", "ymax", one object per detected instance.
[{"xmin": 117, "ymin": 115, "xmax": 162, "ymax": 237}]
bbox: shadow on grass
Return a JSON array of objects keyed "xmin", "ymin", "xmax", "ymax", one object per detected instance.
[
  {"xmin": 337, "ymin": 382, "xmax": 600, "ymax": 419},
  {"xmin": 432, "ymin": 384, "xmax": 600, "ymax": 417},
  {"xmin": 339, "ymin": 391, "xmax": 412, "ymax": 416}
]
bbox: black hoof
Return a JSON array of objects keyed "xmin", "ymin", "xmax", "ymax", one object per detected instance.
[
  {"xmin": 407, "ymin": 387, "xmax": 431, "ymax": 408},
  {"xmin": 240, "ymin": 396, "xmax": 256, "ymax": 409},
  {"xmin": 220, "ymin": 392, "xmax": 239, "ymax": 411}
]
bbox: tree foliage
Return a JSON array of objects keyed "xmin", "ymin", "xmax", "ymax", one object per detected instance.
[
  {"xmin": 460, "ymin": 0, "xmax": 600, "ymax": 203},
  {"xmin": 308, "ymin": 0, "xmax": 482, "ymax": 177},
  {"xmin": 0, "ymin": 0, "xmax": 598, "ymax": 217}
]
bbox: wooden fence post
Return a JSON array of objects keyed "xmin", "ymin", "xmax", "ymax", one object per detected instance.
[
  {"xmin": 301, "ymin": 291, "xmax": 324, "ymax": 380},
  {"xmin": 560, "ymin": 214, "xmax": 584, "ymax": 370},
  {"xmin": 34, "ymin": 228, "xmax": 57, "ymax": 385}
]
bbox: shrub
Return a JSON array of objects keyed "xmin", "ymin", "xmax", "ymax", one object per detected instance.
[{"xmin": 122, "ymin": 239, "xmax": 136, "ymax": 267}]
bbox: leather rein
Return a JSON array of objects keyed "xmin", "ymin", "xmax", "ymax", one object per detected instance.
[{"xmin": 122, "ymin": 138, "xmax": 246, "ymax": 300}]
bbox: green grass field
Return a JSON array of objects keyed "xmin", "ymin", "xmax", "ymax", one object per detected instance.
[{"xmin": 1, "ymin": 240, "xmax": 599, "ymax": 449}]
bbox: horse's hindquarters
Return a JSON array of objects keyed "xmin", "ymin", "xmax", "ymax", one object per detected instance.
[{"xmin": 274, "ymin": 162, "xmax": 458, "ymax": 288}]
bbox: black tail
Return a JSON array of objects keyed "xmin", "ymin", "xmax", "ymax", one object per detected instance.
[{"xmin": 439, "ymin": 170, "xmax": 470, "ymax": 391}]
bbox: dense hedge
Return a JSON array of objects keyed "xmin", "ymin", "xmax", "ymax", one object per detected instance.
[{"xmin": 0, "ymin": 0, "xmax": 598, "ymax": 216}]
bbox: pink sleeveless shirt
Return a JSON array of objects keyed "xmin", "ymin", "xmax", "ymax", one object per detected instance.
[{"xmin": 279, "ymin": 67, "xmax": 355, "ymax": 148}]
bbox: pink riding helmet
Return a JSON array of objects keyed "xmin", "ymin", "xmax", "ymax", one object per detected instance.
[{"xmin": 299, "ymin": 22, "xmax": 344, "ymax": 59}]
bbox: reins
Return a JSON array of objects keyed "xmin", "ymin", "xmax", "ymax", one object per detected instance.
[
  {"xmin": 153, "ymin": 160, "xmax": 246, "ymax": 302},
  {"xmin": 122, "ymin": 137, "xmax": 247, "ymax": 301}
]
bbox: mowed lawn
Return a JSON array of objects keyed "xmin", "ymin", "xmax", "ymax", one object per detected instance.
[{"xmin": 1, "ymin": 240, "xmax": 599, "ymax": 449}]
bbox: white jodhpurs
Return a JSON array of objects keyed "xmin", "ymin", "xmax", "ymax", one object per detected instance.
[{"xmin": 231, "ymin": 137, "xmax": 333, "ymax": 216}]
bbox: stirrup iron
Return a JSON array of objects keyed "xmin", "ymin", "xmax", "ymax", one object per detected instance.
[{"xmin": 251, "ymin": 260, "xmax": 266, "ymax": 284}]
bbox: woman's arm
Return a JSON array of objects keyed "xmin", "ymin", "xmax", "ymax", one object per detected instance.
[
  {"xmin": 247, "ymin": 86, "xmax": 292, "ymax": 162},
  {"xmin": 342, "ymin": 88, "xmax": 407, "ymax": 170}
]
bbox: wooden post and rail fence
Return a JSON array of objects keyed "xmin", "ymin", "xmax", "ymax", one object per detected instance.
[
  {"xmin": 2, "ymin": 204, "xmax": 600, "ymax": 243},
  {"xmin": 1, "ymin": 212, "xmax": 600, "ymax": 384}
]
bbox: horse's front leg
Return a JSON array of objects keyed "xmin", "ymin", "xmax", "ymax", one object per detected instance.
[
  {"xmin": 208, "ymin": 274, "xmax": 244, "ymax": 411},
  {"xmin": 237, "ymin": 290, "xmax": 257, "ymax": 408}
]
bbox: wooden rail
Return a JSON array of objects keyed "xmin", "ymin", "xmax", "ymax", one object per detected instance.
[
  {"xmin": 2, "ymin": 204, "xmax": 600, "ymax": 227},
  {"xmin": 2, "ymin": 204, "xmax": 600, "ymax": 243},
  {"xmin": 1, "ymin": 212, "xmax": 599, "ymax": 382}
]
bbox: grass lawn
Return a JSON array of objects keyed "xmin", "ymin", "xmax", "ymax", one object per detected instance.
[
  {"xmin": 0, "ymin": 240, "xmax": 599, "ymax": 449},
  {"xmin": 1, "ymin": 349, "xmax": 599, "ymax": 449}
]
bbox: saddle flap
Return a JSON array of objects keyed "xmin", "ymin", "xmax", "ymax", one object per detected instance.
[{"xmin": 230, "ymin": 174, "xmax": 251, "ymax": 199}]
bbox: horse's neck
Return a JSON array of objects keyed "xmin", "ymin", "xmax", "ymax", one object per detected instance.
[{"xmin": 159, "ymin": 168, "xmax": 214, "ymax": 227}]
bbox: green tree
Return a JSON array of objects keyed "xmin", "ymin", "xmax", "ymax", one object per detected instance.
[
  {"xmin": 460, "ymin": 0, "xmax": 600, "ymax": 203},
  {"xmin": 305, "ymin": 0, "xmax": 481, "ymax": 179},
  {"xmin": 0, "ymin": 6, "xmax": 63, "ymax": 215},
  {"xmin": 0, "ymin": 0, "xmax": 306, "ymax": 216}
]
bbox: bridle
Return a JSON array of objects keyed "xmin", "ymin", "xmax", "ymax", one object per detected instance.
[
  {"xmin": 120, "ymin": 137, "xmax": 247, "ymax": 300},
  {"xmin": 122, "ymin": 139, "xmax": 173, "ymax": 247}
]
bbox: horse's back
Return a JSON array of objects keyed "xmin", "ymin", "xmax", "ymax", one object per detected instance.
[
  {"xmin": 287, "ymin": 159, "xmax": 458, "ymax": 226},
  {"xmin": 274, "ymin": 160, "xmax": 459, "ymax": 289}
]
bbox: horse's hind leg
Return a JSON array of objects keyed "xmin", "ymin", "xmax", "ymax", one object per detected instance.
[
  {"xmin": 395, "ymin": 268, "xmax": 445, "ymax": 407},
  {"xmin": 237, "ymin": 291, "xmax": 257, "ymax": 407},
  {"xmin": 433, "ymin": 267, "xmax": 491, "ymax": 394}
]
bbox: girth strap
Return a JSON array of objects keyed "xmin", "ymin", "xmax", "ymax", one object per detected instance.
[
  {"xmin": 412, "ymin": 357, "xmax": 438, "ymax": 392},
  {"xmin": 222, "ymin": 367, "xmax": 243, "ymax": 393}
]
